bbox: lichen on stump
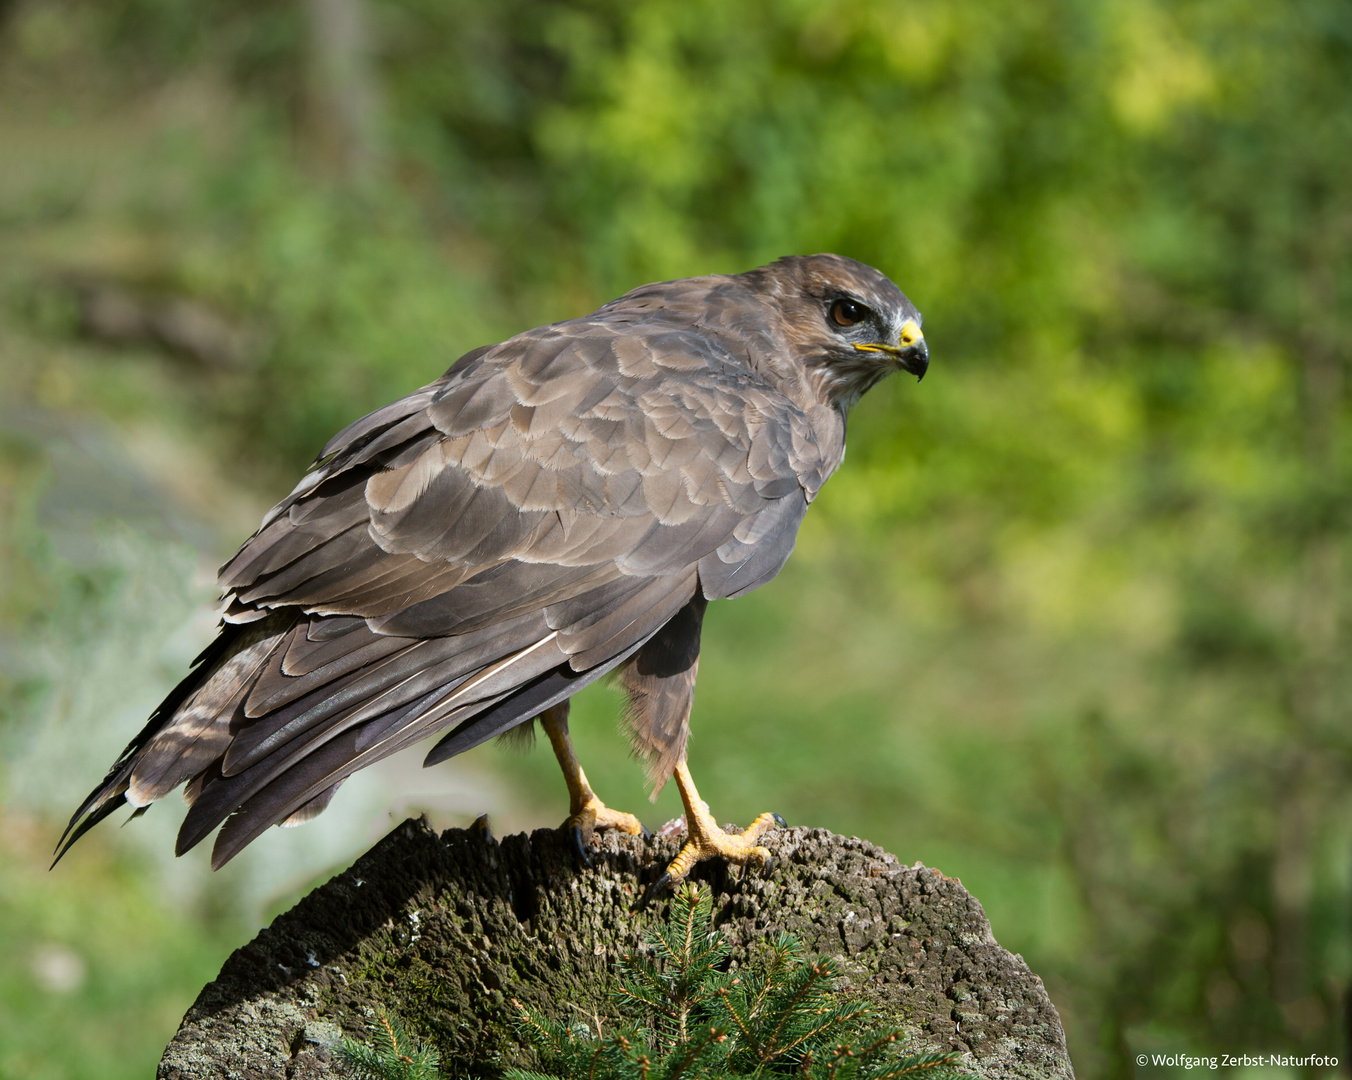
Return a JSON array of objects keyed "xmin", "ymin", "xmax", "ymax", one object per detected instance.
[{"xmin": 157, "ymin": 819, "xmax": 1075, "ymax": 1079}]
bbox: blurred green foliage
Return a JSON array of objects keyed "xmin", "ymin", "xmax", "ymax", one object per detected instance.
[
  {"xmin": 0, "ymin": 0, "xmax": 1348, "ymax": 1077},
  {"xmin": 0, "ymin": 815, "xmax": 238, "ymax": 1080}
]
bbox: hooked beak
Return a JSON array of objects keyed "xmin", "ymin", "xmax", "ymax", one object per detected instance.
[{"xmin": 853, "ymin": 318, "xmax": 929, "ymax": 381}]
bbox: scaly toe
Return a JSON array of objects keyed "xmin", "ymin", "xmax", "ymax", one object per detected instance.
[
  {"xmin": 591, "ymin": 804, "xmax": 645, "ymax": 836},
  {"xmin": 560, "ymin": 797, "xmax": 645, "ymax": 866},
  {"xmin": 659, "ymin": 811, "xmax": 784, "ymax": 886}
]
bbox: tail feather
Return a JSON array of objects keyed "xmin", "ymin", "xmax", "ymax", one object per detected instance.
[
  {"xmin": 279, "ymin": 780, "xmax": 344, "ymax": 827},
  {"xmin": 128, "ymin": 620, "xmax": 292, "ymax": 805},
  {"xmin": 62, "ymin": 557, "xmax": 701, "ymax": 866},
  {"xmin": 204, "ymin": 635, "xmax": 646, "ymax": 868},
  {"xmin": 178, "ymin": 626, "xmax": 572, "ymax": 861},
  {"xmin": 222, "ymin": 609, "xmax": 552, "ymax": 775},
  {"xmin": 51, "ymin": 794, "xmax": 135, "ymax": 868},
  {"xmin": 55, "ymin": 620, "xmax": 258, "ymax": 860},
  {"xmin": 203, "ymin": 686, "xmax": 513, "ymax": 866}
]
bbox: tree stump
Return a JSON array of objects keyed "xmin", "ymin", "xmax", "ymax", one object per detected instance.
[{"xmin": 157, "ymin": 818, "xmax": 1074, "ymax": 1078}]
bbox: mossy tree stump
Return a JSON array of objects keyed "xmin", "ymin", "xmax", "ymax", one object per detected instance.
[{"xmin": 157, "ymin": 818, "xmax": 1074, "ymax": 1078}]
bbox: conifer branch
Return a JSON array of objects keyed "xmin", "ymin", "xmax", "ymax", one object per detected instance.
[
  {"xmin": 336, "ymin": 1008, "xmax": 441, "ymax": 1080},
  {"xmin": 504, "ymin": 885, "xmax": 967, "ymax": 1080}
]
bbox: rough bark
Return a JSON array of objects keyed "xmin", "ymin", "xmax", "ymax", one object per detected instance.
[{"xmin": 158, "ymin": 818, "xmax": 1074, "ymax": 1078}]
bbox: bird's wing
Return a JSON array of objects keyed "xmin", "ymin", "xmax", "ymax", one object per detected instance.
[
  {"xmin": 219, "ymin": 314, "xmax": 833, "ymax": 625},
  {"xmin": 63, "ymin": 312, "xmax": 831, "ymax": 866}
]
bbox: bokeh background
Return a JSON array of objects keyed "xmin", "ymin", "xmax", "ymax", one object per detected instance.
[{"xmin": 0, "ymin": 1, "xmax": 1348, "ymax": 1077}]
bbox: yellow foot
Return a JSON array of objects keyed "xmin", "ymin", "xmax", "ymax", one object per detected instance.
[
  {"xmin": 646, "ymin": 761, "xmax": 785, "ymax": 898},
  {"xmin": 538, "ymin": 703, "xmax": 648, "ymax": 867},
  {"xmin": 658, "ymin": 810, "xmax": 786, "ymax": 888},
  {"xmin": 563, "ymin": 795, "xmax": 647, "ymax": 867}
]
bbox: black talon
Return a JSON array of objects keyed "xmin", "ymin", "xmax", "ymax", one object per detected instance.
[
  {"xmin": 761, "ymin": 854, "xmax": 775, "ymax": 877},
  {"xmin": 571, "ymin": 825, "xmax": 592, "ymax": 868},
  {"xmin": 771, "ymin": 813, "xmax": 787, "ymax": 828},
  {"xmin": 639, "ymin": 871, "xmax": 674, "ymax": 908},
  {"xmin": 640, "ymin": 823, "xmax": 652, "ymax": 841}
]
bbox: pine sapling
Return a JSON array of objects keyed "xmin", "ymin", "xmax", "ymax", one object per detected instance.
[{"xmin": 506, "ymin": 884, "xmax": 965, "ymax": 1080}]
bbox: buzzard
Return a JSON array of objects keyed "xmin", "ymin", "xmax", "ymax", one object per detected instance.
[{"xmin": 59, "ymin": 254, "xmax": 927, "ymax": 887}]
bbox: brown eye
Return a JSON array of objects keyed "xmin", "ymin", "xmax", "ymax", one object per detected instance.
[{"xmin": 830, "ymin": 298, "xmax": 868, "ymax": 327}]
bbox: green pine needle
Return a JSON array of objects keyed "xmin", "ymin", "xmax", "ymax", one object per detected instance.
[
  {"xmin": 337, "ymin": 1009, "xmax": 441, "ymax": 1080},
  {"xmin": 505, "ymin": 884, "xmax": 966, "ymax": 1080}
]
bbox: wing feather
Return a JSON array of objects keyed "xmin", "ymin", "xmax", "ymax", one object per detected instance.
[{"xmin": 185, "ymin": 630, "xmax": 569, "ymax": 862}]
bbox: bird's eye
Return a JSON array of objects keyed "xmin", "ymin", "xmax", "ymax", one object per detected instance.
[{"xmin": 829, "ymin": 298, "xmax": 868, "ymax": 328}]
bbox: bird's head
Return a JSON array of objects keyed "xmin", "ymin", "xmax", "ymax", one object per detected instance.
[{"xmin": 754, "ymin": 254, "xmax": 928, "ymax": 410}]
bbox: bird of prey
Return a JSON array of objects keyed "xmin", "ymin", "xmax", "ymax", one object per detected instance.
[{"xmin": 59, "ymin": 254, "xmax": 927, "ymax": 887}]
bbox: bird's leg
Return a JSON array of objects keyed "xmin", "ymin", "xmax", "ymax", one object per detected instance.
[
  {"xmin": 539, "ymin": 702, "xmax": 645, "ymax": 865},
  {"xmin": 613, "ymin": 593, "xmax": 784, "ymax": 893},
  {"xmin": 656, "ymin": 759, "xmax": 785, "ymax": 890}
]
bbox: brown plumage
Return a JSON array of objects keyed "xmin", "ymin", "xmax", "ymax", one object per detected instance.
[{"xmin": 59, "ymin": 254, "xmax": 927, "ymax": 872}]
